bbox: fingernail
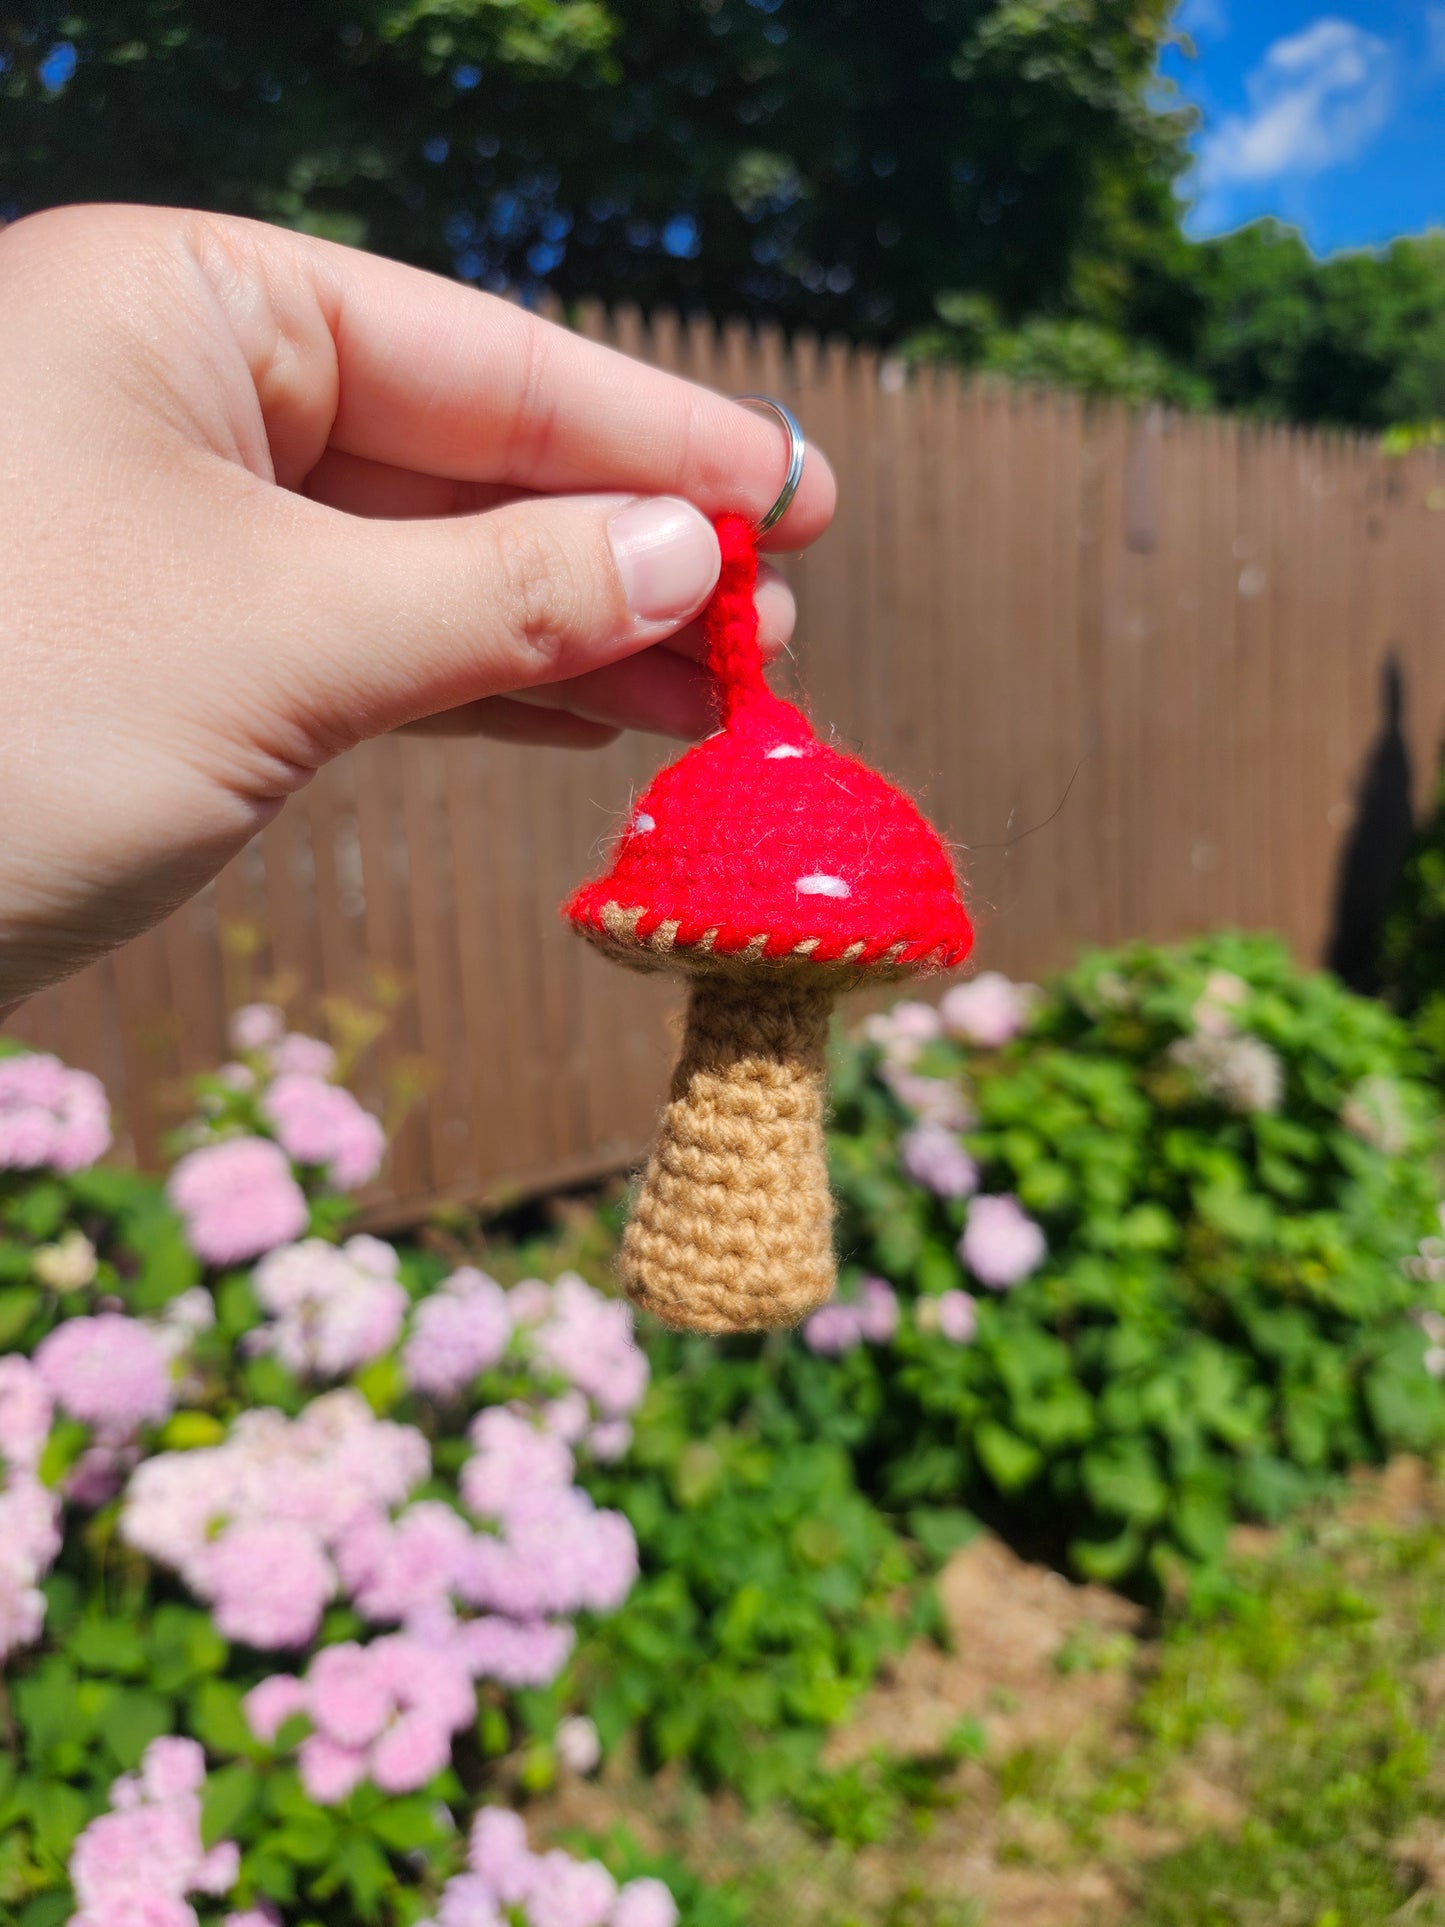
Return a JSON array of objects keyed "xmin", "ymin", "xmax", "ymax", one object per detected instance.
[{"xmin": 609, "ymin": 498, "xmax": 720, "ymax": 625}]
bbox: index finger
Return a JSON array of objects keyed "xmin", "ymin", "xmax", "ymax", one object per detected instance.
[{"xmin": 279, "ymin": 225, "xmax": 836, "ymax": 550}]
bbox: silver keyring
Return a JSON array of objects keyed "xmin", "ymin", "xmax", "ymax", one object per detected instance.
[{"xmin": 735, "ymin": 394, "xmax": 806, "ymax": 535}]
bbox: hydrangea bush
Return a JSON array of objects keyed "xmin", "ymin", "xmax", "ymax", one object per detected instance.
[
  {"xmin": 822, "ymin": 935, "xmax": 1445, "ymax": 1588},
  {"xmin": 0, "ymin": 1015, "xmax": 682, "ymax": 1927}
]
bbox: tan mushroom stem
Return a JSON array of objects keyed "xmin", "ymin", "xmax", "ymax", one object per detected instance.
[{"xmin": 619, "ymin": 968, "xmax": 837, "ymax": 1334}]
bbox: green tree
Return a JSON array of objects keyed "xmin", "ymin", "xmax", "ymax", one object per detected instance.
[
  {"xmin": 2, "ymin": 0, "xmax": 1190, "ymax": 337},
  {"xmin": 1184, "ymin": 222, "xmax": 1445, "ymax": 429}
]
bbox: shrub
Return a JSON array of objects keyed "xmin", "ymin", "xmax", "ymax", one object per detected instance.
[
  {"xmin": 581, "ymin": 1366, "xmax": 917, "ymax": 1807},
  {"xmin": 823, "ymin": 934, "xmax": 1445, "ymax": 1590},
  {"xmin": 0, "ymin": 1014, "xmax": 688, "ymax": 1927}
]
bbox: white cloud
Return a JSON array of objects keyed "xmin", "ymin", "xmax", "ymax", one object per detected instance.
[{"xmin": 1195, "ymin": 17, "xmax": 1393, "ymax": 206}]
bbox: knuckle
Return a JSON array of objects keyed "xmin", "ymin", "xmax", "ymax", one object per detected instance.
[{"xmin": 484, "ymin": 514, "xmax": 597, "ymax": 676}]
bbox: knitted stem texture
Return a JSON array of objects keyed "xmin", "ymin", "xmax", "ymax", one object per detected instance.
[{"xmin": 619, "ymin": 970, "xmax": 837, "ymax": 1333}]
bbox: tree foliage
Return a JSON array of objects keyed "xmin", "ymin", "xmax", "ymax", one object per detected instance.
[
  {"xmin": 3, "ymin": 0, "xmax": 1188, "ymax": 336},
  {"xmin": 4, "ymin": 2, "xmax": 1444, "ymax": 424}
]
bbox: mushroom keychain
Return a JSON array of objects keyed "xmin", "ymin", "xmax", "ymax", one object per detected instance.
[{"xmin": 565, "ymin": 399, "xmax": 973, "ymax": 1334}]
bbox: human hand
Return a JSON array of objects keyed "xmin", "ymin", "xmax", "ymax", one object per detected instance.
[{"xmin": 0, "ymin": 205, "xmax": 834, "ymax": 1011}]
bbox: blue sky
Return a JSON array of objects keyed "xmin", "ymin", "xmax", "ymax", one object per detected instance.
[{"xmin": 1161, "ymin": 1, "xmax": 1445, "ymax": 253}]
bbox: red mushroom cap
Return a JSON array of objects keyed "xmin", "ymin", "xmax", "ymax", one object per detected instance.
[{"xmin": 566, "ymin": 515, "xmax": 972, "ymax": 973}]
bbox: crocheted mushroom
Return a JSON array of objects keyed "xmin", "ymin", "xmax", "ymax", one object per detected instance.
[{"xmin": 566, "ymin": 513, "xmax": 972, "ymax": 1334}]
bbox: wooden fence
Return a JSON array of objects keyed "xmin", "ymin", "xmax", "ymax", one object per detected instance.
[{"xmin": 12, "ymin": 307, "xmax": 1445, "ymax": 1221}]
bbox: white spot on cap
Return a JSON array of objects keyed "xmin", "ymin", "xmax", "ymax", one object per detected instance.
[
  {"xmin": 796, "ymin": 874, "xmax": 850, "ymax": 899},
  {"xmin": 632, "ymin": 813, "xmax": 656, "ymax": 833},
  {"xmin": 765, "ymin": 744, "xmax": 806, "ymax": 759}
]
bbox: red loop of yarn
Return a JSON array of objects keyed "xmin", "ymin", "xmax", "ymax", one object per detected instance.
[{"xmin": 705, "ymin": 513, "xmax": 768, "ymax": 723}]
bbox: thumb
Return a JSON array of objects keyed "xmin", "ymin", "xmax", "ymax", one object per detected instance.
[{"xmin": 266, "ymin": 491, "xmax": 722, "ymax": 749}]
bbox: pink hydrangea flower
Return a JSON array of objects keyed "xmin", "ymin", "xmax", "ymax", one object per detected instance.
[
  {"xmin": 939, "ymin": 972, "xmax": 1035, "ymax": 1048},
  {"xmin": 899, "ymin": 1123, "xmax": 978, "ymax": 1199},
  {"xmin": 804, "ymin": 1279, "xmax": 897, "ymax": 1354},
  {"xmin": 0, "ymin": 1447, "xmax": 61, "ymax": 1659},
  {"xmin": 461, "ymin": 1407, "xmax": 575, "ymax": 1520},
  {"xmin": 140, "ymin": 1737, "xmax": 208, "ymax": 1801},
  {"xmin": 0, "ymin": 1355, "xmax": 53, "ymax": 1471},
  {"xmin": 72, "ymin": 1898, "xmax": 199, "ymax": 1927},
  {"xmin": 262, "ymin": 1072, "xmax": 386, "ymax": 1190},
  {"xmin": 0, "ymin": 1051, "xmax": 111, "ymax": 1172},
  {"xmin": 252, "ymin": 1235, "xmax": 407, "ymax": 1379},
  {"xmin": 613, "ymin": 1878, "xmax": 681, "ymax": 1927},
  {"xmin": 402, "ymin": 1268, "xmax": 513, "ymax": 1399},
  {"xmin": 434, "ymin": 1873, "xmax": 505, "ymax": 1926},
  {"xmin": 507, "ymin": 1279, "xmax": 554, "ymax": 1327},
  {"xmin": 802, "ymin": 1303, "xmax": 864, "ymax": 1356},
  {"xmin": 470, "ymin": 1807, "xmax": 533, "ymax": 1904},
  {"xmin": 298, "ymin": 1731, "xmax": 369, "ymax": 1804},
  {"xmin": 243, "ymin": 1674, "xmax": 310, "ymax": 1744},
  {"xmin": 455, "ymin": 1615, "xmax": 575, "ymax": 1689},
  {"xmin": 334, "ymin": 1500, "xmax": 470, "ymax": 1622},
  {"xmin": 959, "ymin": 1194, "xmax": 1047, "ymax": 1290},
  {"xmin": 122, "ymin": 1390, "xmax": 429, "ymax": 1580},
  {"xmin": 879, "ymin": 1065, "xmax": 975, "ymax": 1131},
  {"xmin": 68, "ymin": 1735, "xmax": 242, "ymax": 1923},
  {"xmin": 526, "ymin": 1848, "xmax": 617, "ymax": 1927},
  {"xmin": 529, "ymin": 1274, "xmax": 649, "ymax": 1420},
  {"xmin": 228, "ymin": 1004, "xmax": 286, "ymax": 1054},
  {"xmin": 586, "ymin": 1419, "xmax": 633, "ymax": 1463},
  {"xmin": 0, "ymin": 1562, "xmax": 49, "ymax": 1660},
  {"xmin": 457, "ymin": 1484, "xmax": 637, "ymax": 1620},
  {"xmin": 267, "ymin": 1633, "xmax": 475, "ymax": 1802},
  {"xmin": 34, "ymin": 1313, "xmax": 173, "ymax": 1433},
  {"xmin": 929, "ymin": 1289, "xmax": 979, "ymax": 1344},
  {"xmin": 439, "ymin": 1812, "xmax": 678, "ymax": 1927},
  {"xmin": 863, "ymin": 1001, "xmax": 943, "ymax": 1067},
  {"xmin": 270, "ymin": 1032, "xmax": 338, "ymax": 1079},
  {"xmin": 190, "ymin": 1518, "xmax": 335, "ymax": 1649},
  {"xmin": 555, "ymin": 1715, "xmax": 601, "ymax": 1775},
  {"xmin": 167, "ymin": 1137, "xmax": 308, "ymax": 1266}
]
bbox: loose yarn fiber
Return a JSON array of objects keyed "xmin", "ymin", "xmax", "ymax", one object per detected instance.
[{"xmin": 565, "ymin": 511, "xmax": 973, "ymax": 1334}]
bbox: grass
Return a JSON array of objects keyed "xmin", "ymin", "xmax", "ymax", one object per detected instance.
[
  {"xmin": 537, "ymin": 1460, "xmax": 1445, "ymax": 1927},
  {"xmin": 1112, "ymin": 1469, "xmax": 1445, "ymax": 1925}
]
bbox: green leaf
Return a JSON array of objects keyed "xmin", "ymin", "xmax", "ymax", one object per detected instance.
[
  {"xmin": 0, "ymin": 1284, "xmax": 41, "ymax": 1345},
  {"xmin": 70, "ymin": 1616, "xmax": 148, "ymax": 1677},
  {"xmin": 148, "ymin": 1604, "xmax": 228, "ymax": 1692},
  {"xmin": 157, "ymin": 1410, "xmax": 227, "ymax": 1451},
  {"xmin": 1082, "ymin": 1439, "xmax": 1169, "ymax": 1525},
  {"xmin": 1172, "ymin": 1490, "xmax": 1230, "ymax": 1562},
  {"xmin": 974, "ymin": 1421, "xmax": 1043, "ymax": 1493},
  {"xmin": 216, "ymin": 1273, "xmax": 262, "ymax": 1338},
  {"xmin": 23, "ymin": 1779, "xmax": 90, "ymax": 1862},
  {"xmin": 19, "ymin": 1893, "xmax": 74, "ymax": 1927},
  {"xmin": 13, "ymin": 1657, "xmax": 81, "ymax": 1763},
  {"xmin": 201, "ymin": 1761, "xmax": 261, "ymax": 1847},
  {"xmin": 36, "ymin": 1419, "xmax": 89, "ymax": 1490},
  {"xmin": 355, "ymin": 1352, "xmax": 406, "ymax": 1415},
  {"xmin": 338, "ymin": 1833, "xmax": 393, "ymax": 1914},
  {"xmin": 369, "ymin": 1794, "xmax": 448, "ymax": 1853},
  {"xmin": 906, "ymin": 1506, "xmax": 981, "ymax": 1564},
  {"xmin": 190, "ymin": 1679, "xmax": 260, "ymax": 1760},
  {"xmin": 8, "ymin": 1181, "xmax": 67, "ymax": 1241},
  {"xmin": 100, "ymin": 1689, "xmax": 173, "ymax": 1769},
  {"xmin": 1070, "ymin": 1524, "xmax": 1143, "ymax": 1585}
]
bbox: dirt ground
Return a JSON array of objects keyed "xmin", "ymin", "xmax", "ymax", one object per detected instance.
[{"xmin": 529, "ymin": 1530, "xmax": 1241, "ymax": 1927}]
